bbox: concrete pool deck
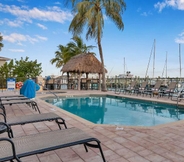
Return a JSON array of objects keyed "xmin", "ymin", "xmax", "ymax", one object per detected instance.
[{"xmin": 1, "ymin": 89, "xmax": 184, "ymax": 162}]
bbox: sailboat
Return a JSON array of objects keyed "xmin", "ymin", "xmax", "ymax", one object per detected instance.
[{"xmin": 145, "ymin": 39, "xmax": 156, "ymax": 79}]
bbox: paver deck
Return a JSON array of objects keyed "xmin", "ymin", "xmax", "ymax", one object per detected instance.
[{"xmin": 1, "ymin": 89, "xmax": 184, "ymax": 162}]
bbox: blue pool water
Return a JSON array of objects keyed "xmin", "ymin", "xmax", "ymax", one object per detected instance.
[{"xmin": 44, "ymin": 95, "xmax": 184, "ymax": 126}]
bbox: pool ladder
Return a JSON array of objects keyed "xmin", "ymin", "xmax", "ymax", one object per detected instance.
[{"xmin": 48, "ymin": 90, "xmax": 59, "ymax": 100}]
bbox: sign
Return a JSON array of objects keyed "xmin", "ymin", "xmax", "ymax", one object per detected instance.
[{"xmin": 7, "ymin": 78, "xmax": 16, "ymax": 90}]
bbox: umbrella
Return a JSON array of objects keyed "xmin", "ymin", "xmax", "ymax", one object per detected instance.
[{"xmin": 20, "ymin": 79, "xmax": 40, "ymax": 99}]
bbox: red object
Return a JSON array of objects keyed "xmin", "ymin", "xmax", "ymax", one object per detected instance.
[{"xmin": 16, "ymin": 82, "xmax": 23, "ymax": 89}]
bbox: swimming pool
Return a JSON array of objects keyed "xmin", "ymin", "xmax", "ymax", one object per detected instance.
[{"xmin": 44, "ymin": 95, "xmax": 184, "ymax": 127}]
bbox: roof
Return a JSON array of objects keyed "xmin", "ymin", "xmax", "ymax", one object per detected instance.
[
  {"xmin": 61, "ymin": 53, "xmax": 107, "ymax": 74},
  {"xmin": 0, "ymin": 56, "xmax": 11, "ymax": 61}
]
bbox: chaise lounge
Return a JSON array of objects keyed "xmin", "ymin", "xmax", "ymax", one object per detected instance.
[
  {"xmin": 0, "ymin": 112, "xmax": 67, "ymax": 138},
  {"xmin": 158, "ymin": 82, "xmax": 177, "ymax": 98},
  {"xmin": 0, "ymin": 99, "xmax": 41, "ymax": 115},
  {"xmin": 0, "ymin": 127, "xmax": 106, "ymax": 162}
]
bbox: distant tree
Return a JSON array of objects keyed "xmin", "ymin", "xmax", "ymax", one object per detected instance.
[
  {"xmin": 51, "ymin": 36, "xmax": 95, "ymax": 68},
  {"xmin": 14, "ymin": 57, "xmax": 42, "ymax": 78},
  {"xmin": 0, "ymin": 60, "xmax": 14, "ymax": 78},
  {"xmin": 0, "ymin": 33, "xmax": 4, "ymax": 51},
  {"xmin": 68, "ymin": 0, "xmax": 126, "ymax": 91}
]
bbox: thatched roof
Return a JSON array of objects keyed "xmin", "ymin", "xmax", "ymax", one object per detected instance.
[{"xmin": 61, "ymin": 53, "xmax": 107, "ymax": 74}]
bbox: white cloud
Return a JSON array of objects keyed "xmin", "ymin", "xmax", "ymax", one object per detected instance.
[
  {"xmin": 4, "ymin": 19, "xmax": 23, "ymax": 27},
  {"xmin": 141, "ymin": 12, "xmax": 148, "ymax": 16},
  {"xmin": 2, "ymin": 32, "xmax": 47, "ymax": 44},
  {"xmin": 0, "ymin": 3, "xmax": 73, "ymax": 23},
  {"xmin": 175, "ymin": 31, "xmax": 184, "ymax": 43},
  {"xmin": 37, "ymin": 23, "xmax": 47, "ymax": 30},
  {"xmin": 9, "ymin": 49, "xmax": 25, "ymax": 52},
  {"xmin": 54, "ymin": 2, "xmax": 61, "ymax": 5},
  {"xmin": 35, "ymin": 35, "xmax": 48, "ymax": 41},
  {"xmin": 3, "ymin": 33, "xmax": 27, "ymax": 43},
  {"xmin": 140, "ymin": 11, "xmax": 152, "ymax": 17},
  {"xmin": 155, "ymin": 0, "xmax": 184, "ymax": 12}
]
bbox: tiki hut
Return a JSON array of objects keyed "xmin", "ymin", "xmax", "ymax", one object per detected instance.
[{"xmin": 61, "ymin": 53, "xmax": 107, "ymax": 90}]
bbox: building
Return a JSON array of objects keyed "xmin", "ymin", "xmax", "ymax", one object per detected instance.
[{"xmin": 0, "ymin": 56, "xmax": 11, "ymax": 67}]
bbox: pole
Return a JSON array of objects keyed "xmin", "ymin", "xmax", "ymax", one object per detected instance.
[
  {"xmin": 124, "ymin": 57, "xmax": 125, "ymax": 76},
  {"xmin": 179, "ymin": 44, "xmax": 181, "ymax": 81},
  {"xmin": 153, "ymin": 39, "xmax": 156, "ymax": 78},
  {"xmin": 166, "ymin": 52, "xmax": 167, "ymax": 78}
]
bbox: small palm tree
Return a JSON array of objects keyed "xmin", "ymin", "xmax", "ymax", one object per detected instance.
[
  {"xmin": 68, "ymin": 36, "xmax": 96, "ymax": 55},
  {"xmin": 68, "ymin": 0, "xmax": 126, "ymax": 91},
  {"xmin": 51, "ymin": 36, "xmax": 95, "ymax": 68},
  {"xmin": 0, "ymin": 33, "xmax": 4, "ymax": 51},
  {"xmin": 50, "ymin": 45, "xmax": 70, "ymax": 68}
]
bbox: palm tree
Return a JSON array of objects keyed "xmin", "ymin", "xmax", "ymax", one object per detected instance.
[
  {"xmin": 0, "ymin": 33, "xmax": 4, "ymax": 51},
  {"xmin": 68, "ymin": 0, "xmax": 126, "ymax": 91},
  {"xmin": 68, "ymin": 36, "xmax": 96, "ymax": 55},
  {"xmin": 51, "ymin": 36, "xmax": 95, "ymax": 68},
  {"xmin": 50, "ymin": 45, "xmax": 70, "ymax": 68}
]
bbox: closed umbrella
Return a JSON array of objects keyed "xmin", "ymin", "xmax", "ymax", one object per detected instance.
[{"xmin": 20, "ymin": 79, "xmax": 40, "ymax": 99}]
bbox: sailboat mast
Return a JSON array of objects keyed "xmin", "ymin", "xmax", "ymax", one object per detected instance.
[
  {"xmin": 124, "ymin": 57, "xmax": 125, "ymax": 76},
  {"xmin": 179, "ymin": 44, "xmax": 181, "ymax": 80},
  {"xmin": 145, "ymin": 40, "xmax": 154, "ymax": 78},
  {"xmin": 153, "ymin": 39, "xmax": 156, "ymax": 78},
  {"xmin": 162, "ymin": 52, "xmax": 167, "ymax": 78},
  {"xmin": 166, "ymin": 52, "xmax": 167, "ymax": 78}
]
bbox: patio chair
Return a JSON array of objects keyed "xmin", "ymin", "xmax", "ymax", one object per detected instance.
[
  {"xmin": 124, "ymin": 81, "xmax": 137, "ymax": 95},
  {"xmin": 0, "ymin": 127, "xmax": 106, "ymax": 162},
  {"xmin": 171, "ymin": 82, "xmax": 184, "ymax": 102},
  {"xmin": 0, "ymin": 112, "xmax": 67, "ymax": 138},
  {"xmin": 0, "ymin": 96, "xmax": 28, "ymax": 101},
  {"xmin": 145, "ymin": 80, "xmax": 162, "ymax": 97},
  {"xmin": 0, "ymin": 99, "xmax": 41, "ymax": 115},
  {"xmin": 0, "ymin": 94, "xmax": 25, "ymax": 98},
  {"xmin": 136, "ymin": 81, "xmax": 148, "ymax": 96},
  {"xmin": 158, "ymin": 82, "xmax": 177, "ymax": 98}
]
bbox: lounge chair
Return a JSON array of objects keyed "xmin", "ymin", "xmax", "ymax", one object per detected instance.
[
  {"xmin": 145, "ymin": 80, "xmax": 162, "ymax": 97},
  {"xmin": 0, "ymin": 96, "xmax": 28, "ymax": 101},
  {"xmin": 0, "ymin": 112, "xmax": 67, "ymax": 138},
  {"xmin": 124, "ymin": 81, "xmax": 137, "ymax": 95},
  {"xmin": 158, "ymin": 82, "xmax": 177, "ymax": 98},
  {"xmin": 171, "ymin": 82, "xmax": 184, "ymax": 102},
  {"xmin": 0, "ymin": 127, "xmax": 106, "ymax": 162},
  {"xmin": 136, "ymin": 81, "xmax": 148, "ymax": 96},
  {"xmin": 0, "ymin": 94, "xmax": 25, "ymax": 98},
  {"xmin": 0, "ymin": 99, "xmax": 41, "ymax": 115}
]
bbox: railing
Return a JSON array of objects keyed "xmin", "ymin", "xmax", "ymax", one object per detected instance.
[{"xmin": 106, "ymin": 77, "xmax": 184, "ymax": 91}]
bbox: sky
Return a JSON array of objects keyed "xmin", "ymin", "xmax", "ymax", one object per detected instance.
[{"xmin": 0, "ymin": 0, "xmax": 184, "ymax": 78}]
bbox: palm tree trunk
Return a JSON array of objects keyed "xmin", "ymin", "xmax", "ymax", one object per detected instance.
[{"xmin": 98, "ymin": 39, "xmax": 106, "ymax": 91}]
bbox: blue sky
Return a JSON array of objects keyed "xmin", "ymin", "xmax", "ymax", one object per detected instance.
[{"xmin": 0, "ymin": 0, "xmax": 184, "ymax": 78}]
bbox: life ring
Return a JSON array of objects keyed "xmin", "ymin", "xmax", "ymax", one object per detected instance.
[{"xmin": 16, "ymin": 82, "xmax": 23, "ymax": 89}]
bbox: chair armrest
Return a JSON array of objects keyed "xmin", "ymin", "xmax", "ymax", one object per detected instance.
[
  {"xmin": 0, "ymin": 137, "xmax": 20, "ymax": 161},
  {"xmin": 0, "ymin": 112, "xmax": 7, "ymax": 122},
  {"xmin": 0, "ymin": 122, "xmax": 11, "ymax": 130}
]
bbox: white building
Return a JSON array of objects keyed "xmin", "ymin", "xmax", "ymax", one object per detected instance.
[{"xmin": 0, "ymin": 56, "xmax": 11, "ymax": 67}]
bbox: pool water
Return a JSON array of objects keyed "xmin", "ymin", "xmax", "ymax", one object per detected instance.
[{"xmin": 44, "ymin": 95, "xmax": 184, "ymax": 126}]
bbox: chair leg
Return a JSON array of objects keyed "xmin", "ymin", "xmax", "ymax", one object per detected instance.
[{"xmin": 85, "ymin": 141, "xmax": 106, "ymax": 162}]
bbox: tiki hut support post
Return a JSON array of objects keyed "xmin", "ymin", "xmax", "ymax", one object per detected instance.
[
  {"xmin": 77, "ymin": 72, "xmax": 81, "ymax": 90},
  {"xmin": 67, "ymin": 72, "xmax": 69, "ymax": 89},
  {"xmin": 86, "ymin": 73, "xmax": 89, "ymax": 90},
  {"xmin": 98, "ymin": 73, "xmax": 101, "ymax": 90}
]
